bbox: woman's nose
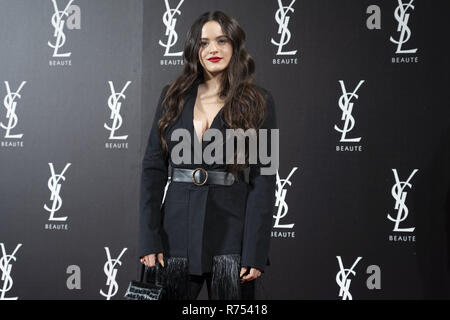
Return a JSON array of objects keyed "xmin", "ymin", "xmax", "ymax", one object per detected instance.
[{"xmin": 209, "ymin": 42, "xmax": 218, "ymax": 54}]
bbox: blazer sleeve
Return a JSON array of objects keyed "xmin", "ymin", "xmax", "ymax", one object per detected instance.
[
  {"xmin": 241, "ymin": 89, "xmax": 278, "ymax": 272},
  {"xmin": 138, "ymin": 84, "xmax": 170, "ymax": 259}
]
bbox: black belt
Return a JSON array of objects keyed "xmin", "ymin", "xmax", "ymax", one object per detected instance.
[{"xmin": 171, "ymin": 167, "xmax": 237, "ymax": 186}]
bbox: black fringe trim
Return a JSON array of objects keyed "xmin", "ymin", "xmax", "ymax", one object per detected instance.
[
  {"xmin": 156, "ymin": 256, "xmax": 189, "ymax": 300},
  {"xmin": 155, "ymin": 254, "xmax": 255, "ymax": 300},
  {"xmin": 210, "ymin": 254, "xmax": 242, "ymax": 300}
]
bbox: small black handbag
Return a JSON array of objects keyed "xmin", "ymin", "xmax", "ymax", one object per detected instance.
[{"xmin": 124, "ymin": 263, "xmax": 164, "ymax": 300}]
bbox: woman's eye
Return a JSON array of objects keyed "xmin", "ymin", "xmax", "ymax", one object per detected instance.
[{"xmin": 200, "ymin": 39, "xmax": 227, "ymax": 47}]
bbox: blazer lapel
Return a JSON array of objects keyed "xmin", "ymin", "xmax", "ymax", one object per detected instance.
[{"xmin": 180, "ymin": 79, "xmax": 227, "ymax": 149}]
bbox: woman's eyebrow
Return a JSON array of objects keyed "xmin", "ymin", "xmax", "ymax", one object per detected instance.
[{"xmin": 200, "ymin": 35, "xmax": 227, "ymax": 40}]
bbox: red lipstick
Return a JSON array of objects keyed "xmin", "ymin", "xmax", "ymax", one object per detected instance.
[{"xmin": 208, "ymin": 56, "xmax": 222, "ymax": 62}]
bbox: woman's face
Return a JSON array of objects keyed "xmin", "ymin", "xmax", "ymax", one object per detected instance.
[{"xmin": 198, "ymin": 21, "xmax": 233, "ymax": 78}]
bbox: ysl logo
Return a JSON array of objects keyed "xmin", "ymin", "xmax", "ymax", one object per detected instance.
[
  {"xmin": 0, "ymin": 243, "xmax": 22, "ymax": 300},
  {"xmin": 44, "ymin": 163, "xmax": 71, "ymax": 221},
  {"xmin": 387, "ymin": 169, "xmax": 418, "ymax": 232},
  {"xmin": 390, "ymin": 0, "xmax": 417, "ymax": 54},
  {"xmin": 271, "ymin": 0, "xmax": 297, "ymax": 55},
  {"xmin": 336, "ymin": 256, "xmax": 362, "ymax": 300},
  {"xmin": 48, "ymin": 0, "xmax": 75, "ymax": 57},
  {"xmin": 104, "ymin": 81, "xmax": 131, "ymax": 140},
  {"xmin": 100, "ymin": 247, "xmax": 127, "ymax": 300},
  {"xmin": 1, "ymin": 81, "xmax": 26, "ymax": 139},
  {"xmin": 334, "ymin": 80, "xmax": 364, "ymax": 142},
  {"xmin": 159, "ymin": 0, "xmax": 184, "ymax": 56},
  {"xmin": 273, "ymin": 167, "xmax": 298, "ymax": 228}
]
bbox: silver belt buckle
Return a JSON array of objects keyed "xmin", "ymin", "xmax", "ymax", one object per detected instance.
[{"xmin": 192, "ymin": 168, "xmax": 208, "ymax": 186}]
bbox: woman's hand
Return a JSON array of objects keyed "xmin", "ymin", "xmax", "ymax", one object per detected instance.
[
  {"xmin": 240, "ymin": 266, "xmax": 261, "ymax": 283},
  {"xmin": 140, "ymin": 253, "xmax": 164, "ymax": 268}
]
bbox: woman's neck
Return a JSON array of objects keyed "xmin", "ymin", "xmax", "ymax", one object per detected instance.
[{"xmin": 202, "ymin": 72, "xmax": 223, "ymax": 95}]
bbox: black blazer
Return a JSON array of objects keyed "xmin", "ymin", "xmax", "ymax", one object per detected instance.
[{"xmin": 139, "ymin": 78, "xmax": 278, "ymax": 275}]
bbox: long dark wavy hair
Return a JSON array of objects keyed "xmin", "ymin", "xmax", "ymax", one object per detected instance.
[{"xmin": 157, "ymin": 11, "xmax": 267, "ymax": 181}]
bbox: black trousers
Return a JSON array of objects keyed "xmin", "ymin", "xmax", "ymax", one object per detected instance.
[{"xmin": 187, "ymin": 272, "xmax": 256, "ymax": 300}]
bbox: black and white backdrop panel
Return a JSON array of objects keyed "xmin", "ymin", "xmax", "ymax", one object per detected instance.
[{"xmin": 0, "ymin": 0, "xmax": 449, "ymax": 300}]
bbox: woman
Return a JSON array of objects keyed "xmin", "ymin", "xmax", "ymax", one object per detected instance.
[{"xmin": 138, "ymin": 11, "xmax": 278, "ymax": 300}]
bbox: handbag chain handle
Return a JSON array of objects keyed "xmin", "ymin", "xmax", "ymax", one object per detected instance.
[
  {"xmin": 139, "ymin": 262, "xmax": 162, "ymax": 283},
  {"xmin": 139, "ymin": 263, "xmax": 146, "ymax": 283}
]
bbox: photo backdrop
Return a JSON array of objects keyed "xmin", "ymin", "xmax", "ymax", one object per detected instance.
[{"xmin": 0, "ymin": 0, "xmax": 449, "ymax": 299}]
